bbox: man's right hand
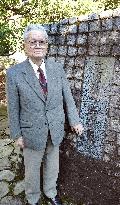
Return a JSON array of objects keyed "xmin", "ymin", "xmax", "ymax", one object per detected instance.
[{"xmin": 15, "ymin": 136, "xmax": 25, "ymax": 148}]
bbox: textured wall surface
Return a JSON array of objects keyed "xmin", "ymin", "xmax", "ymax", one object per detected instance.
[
  {"xmin": 45, "ymin": 8, "xmax": 120, "ymax": 163},
  {"xmin": 0, "ymin": 8, "xmax": 120, "ymax": 205},
  {"xmin": 77, "ymin": 56, "xmax": 115, "ymax": 159},
  {"xmin": 45, "ymin": 8, "xmax": 120, "ymax": 204}
]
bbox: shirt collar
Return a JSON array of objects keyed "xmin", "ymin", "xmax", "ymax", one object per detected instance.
[{"xmin": 29, "ymin": 58, "xmax": 45, "ymax": 73}]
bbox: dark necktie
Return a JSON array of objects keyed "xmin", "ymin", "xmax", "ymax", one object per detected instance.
[{"xmin": 37, "ymin": 67, "xmax": 47, "ymax": 96}]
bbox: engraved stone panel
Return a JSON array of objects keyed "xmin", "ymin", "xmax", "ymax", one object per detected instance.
[{"xmin": 76, "ymin": 57, "xmax": 115, "ymax": 159}]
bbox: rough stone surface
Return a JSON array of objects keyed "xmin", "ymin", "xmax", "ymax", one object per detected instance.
[
  {"xmin": 79, "ymin": 22, "xmax": 88, "ymax": 32},
  {"xmin": 56, "ymin": 35, "xmax": 65, "ymax": 45},
  {"xmin": 42, "ymin": 24, "xmax": 50, "ymax": 33},
  {"xmin": 99, "ymin": 44, "xmax": 111, "ymax": 56},
  {"xmin": 0, "ymin": 145, "xmax": 13, "ymax": 159},
  {"xmin": 49, "ymin": 45, "xmax": 57, "ymax": 55},
  {"xmin": 59, "ymin": 18, "xmax": 69, "ymax": 25},
  {"xmin": 104, "ymin": 143, "xmax": 116, "ymax": 154},
  {"xmin": 0, "ymin": 157, "xmax": 11, "ymax": 171},
  {"xmin": 101, "ymin": 18, "xmax": 113, "ymax": 30},
  {"xmin": 68, "ymin": 46, "xmax": 77, "ymax": 56},
  {"xmin": 48, "ymin": 35, "xmax": 56, "ymax": 44},
  {"xmin": 50, "ymin": 24, "xmax": 58, "ymax": 34},
  {"xmin": 68, "ymin": 25, "xmax": 77, "ymax": 33},
  {"xmin": 0, "ymin": 181, "xmax": 9, "ymax": 199},
  {"xmin": 59, "ymin": 25, "xmax": 68, "ymax": 34},
  {"xmin": 88, "ymin": 32, "xmax": 100, "ymax": 45},
  {"xmin": 65, "ymin": 66, "xmax": 73, "ymax": 79},
  {"xmin": 13, "ymin": 145, "xmax": 22, "ymax": 156},
  {"xmin": 0, "ymin": 144, "xmax": 14, "ymax": 159},
  {"xmin": 103, "ymin": 154, "xmax": 110, "ymax": 162},
  {"xmin": 117, "ymin": 134, "xmax": 120, "ymax": 145},
  {"xmin": 112, "ymin": 44, "xmax": 120, "ymax": 56},
  {"xmin": 74, "ymin": 80, "xmax": 82, "ymax": 90},
  {"xmin": 74, "ymin": 57, "xmax": 85, "ymax": 67},
  {"xmin": 78, "ymin": 56, "xmax": 115, "ymax": 159},
  {"xmin": 0, "ymin": 196, "xmax": 23, "ymax": 205},
  {"xmin": 65, "ymin": 57, "xmax": 75, "ymax": 67},
  {"xmin": 113, "ymin": 17, "xmax": 120, "ymax": 30},
  {"xmin": 103, "ymin": 31, "xmax": 111, "ymax": 44},
  {"xmin": 0, "ymin": 170, "xmax": 15, "ymax": 181},
  {"xmin": 67, "ymin": 35, "xmax": 76, "ymax": 45},
  {"xmin": 118, "ymin": 147, "xmax": 120, "ymax": 156},
  {"xmin": 88, "ymin": 45, "xmax": 99, "ymax": 55},
  {"xmin": 56, "ymin": 57, "xmax": 65, "ymax": 66},
  {"xmin": 89, "ymin": 20, "xmax": 101, "ymax": 31},
  {"xmin": 0, "ymin": 139, "xmax": 12, "ymax": 148},
  {"xmin": 14, "ymin": 180, "xmax": 25, "ymax": 196},
  {"xmin": 88, "ymin": 13, "xmax": 99, "ymax": 20},
  {"xmin": 77, "ymin": 34, "xmax": 87, "ymax": 45},
  {"xmin": 77, "ymin": 47, "xmax": 87, "ymax": 55},
  {"xmin": 58, "ymin": 46, "xmax": 67, "ymax": 56},
  {"xmin": 73, "ymin": 68, "xmax": 83, "ymax": 80},
  {"xmin": 69, "ymin": 17, "xmax": 78, "ymax": 24}
]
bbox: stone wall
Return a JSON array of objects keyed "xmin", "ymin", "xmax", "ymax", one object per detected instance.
[
  {"xmin": 0, "ymin": 8, "xmax": 120, "ymax": 205},
  {"xmin": 45, "ymin": 8, "xmax": 120, "ymax": 163},
  {"xmin": 0, "ymin": 139, "xmax": 24, "ymax": 205},
  {"xmin": 45, "ymin": 8, "xmax": 120, "ymax": 204}
]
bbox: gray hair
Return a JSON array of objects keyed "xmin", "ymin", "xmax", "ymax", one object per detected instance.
[{"xmin": 23, "ymin": 24, "xmax": 48, "ymax": 41}]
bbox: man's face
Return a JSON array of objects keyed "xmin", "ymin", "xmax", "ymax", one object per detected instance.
[{"xmin": 24, "ymin": 30, "xmax": 48, "ymax": 60}]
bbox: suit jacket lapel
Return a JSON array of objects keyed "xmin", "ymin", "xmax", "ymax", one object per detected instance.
[
  {"xmin": 45, "ymin": 59, "xmax": 55, "ymax": 106},
  {"xmin": 21, "ymin": 59, "xmax": 46, "ymax": 103}
]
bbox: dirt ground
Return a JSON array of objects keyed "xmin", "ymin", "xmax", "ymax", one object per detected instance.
[{"xmin": 59, "ymin": 138, "xmax": 120, "ymax": 205}]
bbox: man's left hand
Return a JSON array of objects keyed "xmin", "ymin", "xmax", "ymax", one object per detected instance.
[{"xmin": 71, "ymin": 124, "xmax": 84, "ymax": 135}]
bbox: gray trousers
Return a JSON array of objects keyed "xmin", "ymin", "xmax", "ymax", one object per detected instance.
[{"xmin": 23, "ymin": 136, "xmax": 59, "ymax": 205}]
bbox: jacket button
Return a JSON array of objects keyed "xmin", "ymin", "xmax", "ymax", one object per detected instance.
[{"xmin": 45, "ymin": 122, "xmax": 47, "ymax": 125}]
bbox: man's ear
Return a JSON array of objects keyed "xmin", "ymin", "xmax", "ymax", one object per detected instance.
[{"xmin": 23, "ymin": 43, "xmax": 27, "ymax": 55}]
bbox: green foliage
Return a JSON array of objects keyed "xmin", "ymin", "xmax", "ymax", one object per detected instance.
[
  {"xmin": 0, "ymin": 23, "xmax": 17, "ymax": 56},
  {"xmin": 0, "ymin": 56, "xmax": 16, "ymax": 69},
  {"xmin": 96, "ymin": 0, "xmax": 120, "ymax": 10},
  {"xmin": 0, "ymin": 0, "xmax": 119, "ymax": 56}
]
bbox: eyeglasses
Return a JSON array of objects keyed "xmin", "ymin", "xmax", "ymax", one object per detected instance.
[{"xmin": 28, "ymin": 40, "xmax": 48, "ymax": 47}]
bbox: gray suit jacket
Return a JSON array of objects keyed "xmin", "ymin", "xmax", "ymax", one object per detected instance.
[{"xmin": 6, "ymin": 58, "xmax": 80, "ymax": 150}]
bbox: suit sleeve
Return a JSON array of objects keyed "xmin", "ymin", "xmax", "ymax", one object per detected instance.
[
  {"xmin": 6, "ymin": 69, "xmax": 22, "ymax": 140},
  {"xmin": 61, "ymin": 65, "xmax": 80, "ymax": 126}
]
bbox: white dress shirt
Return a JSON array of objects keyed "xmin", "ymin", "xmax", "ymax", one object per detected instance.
[{"xmin": 29, "ymin": 59, "xmax": 47, "ymax": 82}]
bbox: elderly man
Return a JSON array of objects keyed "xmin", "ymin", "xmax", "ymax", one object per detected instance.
[{"xmin": 6, "ymin": 24, "xmax": 83, "ymax": 205}]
